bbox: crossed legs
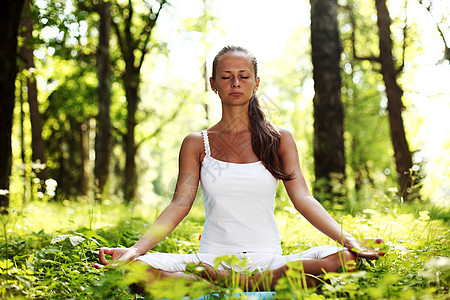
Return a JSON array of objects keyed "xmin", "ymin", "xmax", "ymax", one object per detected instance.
[{"xmin": 128, "ymin": 249, "xmax": 357, "ymax": 294}]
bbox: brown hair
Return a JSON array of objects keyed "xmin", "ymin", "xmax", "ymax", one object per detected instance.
[{"xmin": 212, "ymin": 46, "xmax": 293, "ymax": 181}]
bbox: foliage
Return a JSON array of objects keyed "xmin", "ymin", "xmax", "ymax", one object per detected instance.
[
  {"xmin": 337, "ymin": 0, "xmax": 432, "ymax": 203},
  {"xmin": 1, "ymin": 188, "xmax": 448, "ymax": 299},
  {"xmin": 11, "ymin": 0, "xmax": 448, "ymax": 207}
]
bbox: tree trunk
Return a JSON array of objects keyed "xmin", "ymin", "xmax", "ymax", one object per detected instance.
[
  {"xmin": 375, "ymin": 0, "xmax": 413, "ymax": 200},
  {"xmin": 21, "ymin": 0, "xmax": 47, "ymax": 184},
  {"xmin": 94, "ymin": 0, "xmax": 112, "ymax": 198},
  {"xmin": 112, "ymin": 0, "xmax": 167, "ymax": 203},
  {"xmin": 79, "ymin": 121, "xmax": 88, "ymax": 196},
  {"xmin": 310, "ymin": 0, "xmax": 346, "ymax": 201},
  {"xmin": 19, "ymin": 79, "xmax": 28, "ymax": 202},
  {"xmin": 124, "ymin": 74, "xmax": 139, "ymax": 203},
  {"xmin": 0, "ymin": 0, "xmax": 26, "ymax": 212}
]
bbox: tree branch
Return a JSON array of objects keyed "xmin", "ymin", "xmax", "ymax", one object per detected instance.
[
  {"xmin": 111, "ymin": 2, "xmax": 126, "ymax": 59},
  {"xmin": 418, "ymin": 0, "xmax": 450, "ymax": 62},
  {"xmin": 136, "ymin": 100, "xmax": 184, "ymax": 150},
  {"xmin": 396, "ymin": 0, "xmax": 408, "ymax": 75},
  {"xmin": 345, "ymin": 2, "xmax": 380, "ymax": 62},
  {"xmin": 124, "ymin": 0, "xmax": 136, "ymax": 56},
  {"xmin": 77, "ymin": 0, "xmax": 99, "ymax": 13},
  {"xmin": 137, "ymin": 0, "xmax": 167, "ymax": 71}
]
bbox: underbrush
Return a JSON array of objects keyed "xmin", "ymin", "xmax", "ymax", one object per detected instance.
[{"xmin": 0, "ymin": 198, "xmax": 448, "ymax": 299}]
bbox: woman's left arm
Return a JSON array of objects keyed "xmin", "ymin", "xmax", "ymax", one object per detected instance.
[{"xmin": 277, "ymin": 127, "xmax": 384, "ymax": 259}]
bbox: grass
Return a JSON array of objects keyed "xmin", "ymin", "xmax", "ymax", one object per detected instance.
[{"xmin": 0, "ymin": 195, "xmax": 449, "ymax": 299}]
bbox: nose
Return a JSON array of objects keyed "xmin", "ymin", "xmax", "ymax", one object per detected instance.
[{"xmin": 231, "ymin": 77, "xmax": 240, "ymax": 87}]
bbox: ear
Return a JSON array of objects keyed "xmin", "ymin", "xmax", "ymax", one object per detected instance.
[
  {"xmin": 209, "ymin": 77, "xmax": 216, "ymax": 92},
  {"xmin": 255, "ymin": 77, "xmax": 260, "ymax": 90}
]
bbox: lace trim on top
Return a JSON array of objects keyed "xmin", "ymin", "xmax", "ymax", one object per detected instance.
[{"xmin": 201, "ymin": 130, "xmax": 211, "ymax": 157}]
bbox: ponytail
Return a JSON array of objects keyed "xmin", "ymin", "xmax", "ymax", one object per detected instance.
[{"xmin": 248, "ymin": 94, "xmax": 293, "ymax": 181}]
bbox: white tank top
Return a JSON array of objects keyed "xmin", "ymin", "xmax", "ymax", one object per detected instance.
[{"xmin": 199, "ymin": 130, "xmax": 282, "ymax": 254}]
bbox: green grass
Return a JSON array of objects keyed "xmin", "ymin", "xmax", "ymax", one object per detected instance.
[{"xmin": 0, "ymin": 196, "xmax": 448, "ymax": 299}]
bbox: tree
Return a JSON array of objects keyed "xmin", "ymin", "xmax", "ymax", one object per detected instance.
[
  {"xmin": 0, "ymin": 0, "xmax": 26, "ymax": 211},
  {"xmin": 375, "ymin": 0, "xmax": 414, "ymax": 200},
  {"xmin": 348, "ymin": 0, "xmax": 415, "ymax": 200},
  {"xmin": 111, "ymin": 0, "xmax": 168, "ymax": 202},
  {"xmin": 310, "ymin": 0, "xmax": 346, "ymax": 202},
  {"xmin": 94, "ymin": 0, "xmax": 112, "ymax": 198},
  {"xmin": 34, "ymin": 0, "xmax": 98, "ymax": 199},
  {"xmin": 340, "ymin": 55, "xmax": 395, "ymax": 200},
  {"xmin": 336, "ymin": 0, "xmax": 397, "ymax": 201},
  {"xmin": 20, "ymin": 0, "xmax": 48, "ymax": 185}
]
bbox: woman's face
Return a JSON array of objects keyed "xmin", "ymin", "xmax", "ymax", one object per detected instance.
[{"xmin": 210, "ymin": 51, "xmax": 260, "ymax": 107}]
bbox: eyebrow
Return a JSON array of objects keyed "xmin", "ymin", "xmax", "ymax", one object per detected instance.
[{"xmin": 220, "ymin": 70, "xmax": 251, "ymax": 73}]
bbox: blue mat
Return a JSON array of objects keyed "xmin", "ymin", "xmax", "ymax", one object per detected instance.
[
  {"xmin": 155, "ymin": 291, "xmax": 275, "ymax": 299},
  {"xmin": 194, "ymin": 292, "xmax": 275, "ymax": 299}
]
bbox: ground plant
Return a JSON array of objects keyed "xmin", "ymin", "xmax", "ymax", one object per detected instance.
[{"xmin": 0, "ymin": 190, "xmax": 448, "ymax": 299}]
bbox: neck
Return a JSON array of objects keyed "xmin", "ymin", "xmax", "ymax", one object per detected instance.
[{"xmin": 217, "ymin": 103, "xmax": 250, "ymax": 133}]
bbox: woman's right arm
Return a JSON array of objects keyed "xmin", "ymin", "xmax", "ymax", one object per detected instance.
[{"xmin": 95, "ymin": 133, "xmax": 203, "ymax": 268}]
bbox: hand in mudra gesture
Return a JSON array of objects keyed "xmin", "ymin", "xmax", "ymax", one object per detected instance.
[
  {"xmin": 93, "ymin": 247, "xmax": 140, "ymax": 269},
  {"xmin": 345, "ymin": 237, "xmax": 387, "ymax": 260}
]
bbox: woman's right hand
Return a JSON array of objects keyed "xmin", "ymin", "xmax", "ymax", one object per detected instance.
[
  {"xmin": 93, "ymin": 247, "xmax": 141, "ymax": 269},
  {"xmin": 344, "ymin": 237, "xmax": 387, "ymax": 260}
]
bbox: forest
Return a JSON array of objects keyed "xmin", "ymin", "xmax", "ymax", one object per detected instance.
[{"xmin": 0, "ymin": 0, "xmax": 449, "ymax": 299}]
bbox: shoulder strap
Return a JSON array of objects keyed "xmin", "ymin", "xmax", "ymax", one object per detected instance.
[{"xmin": 201, "ymin": 130, "xmax": 211, "ymax": 157}]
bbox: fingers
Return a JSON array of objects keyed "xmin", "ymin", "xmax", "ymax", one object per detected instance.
[
  {"xmin": 96, "ymin": 248, "xmax": 120, "ymax": 270},
  {"xmin": 375, "ymin": 238, "xmax": 385, "ymax": 244},
  {"xmin": 358, "ymin": 250, "xmax": 381, "ymax": 260},
  {"xmin": 98, "ymin": 248, "xmax": 108, "ymax": 265},
  {"xmin": 98, "ymin": 247, "xmax": 131, "ymax": 267},
  {"xmin": 93, "ymin": 262, "xmax": 104, "ymax": 269},
  {"xmin": 364, "ymin": 237, "xmax": 385, "ymax": 244},
  {"xmin": 99, "ymin": 247, "xmax": 118, "ymax": 265},
  {"xmin": 101, "ymin": 247, "xmax": 116, "ymax": 256},
  {"xmin": 357, "ymin": 237, "xmax": 388, "ymax": 259},
  {"xmin": 93, "ymin": 262, "xmax": 118, "ymax": 270}
]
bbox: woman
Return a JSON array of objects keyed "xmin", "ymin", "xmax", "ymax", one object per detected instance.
[{"xmin": 94, "ymin": 45, "xmax": 384, "ymax": 291}]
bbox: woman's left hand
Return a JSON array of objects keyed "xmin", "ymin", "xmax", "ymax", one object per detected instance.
[{"xmin": 345, "ymin": 237, "xmax": 387, "ymax": 260}]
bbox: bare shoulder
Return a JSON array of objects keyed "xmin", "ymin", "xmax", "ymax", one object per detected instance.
[
  {"xmin": 181, "ymin": 132, "xmax": 204, "ymax": 151},
  {"xmin": 276, "ymin": 126, "xmax": 296, "ymax": 143},
  {"xmin": 275, "ymin": 126, "xmax": 297, "ymax": 154},
  {"xmin": 180, "ymin": 132, "xmax": 205, "ymax": 163},
  {"xmin": 182, "ymin": 131, "xmax": 203, "ymax": 144},
  {"xmin": 276, "ymin": 126, "xmax": 294, "ymax": 138}
]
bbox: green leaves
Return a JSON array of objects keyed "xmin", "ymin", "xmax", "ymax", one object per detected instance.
[
  {"xmin": 1, "ymin": 198, "xmax": 449, "ymax": 299},
  {"xmin": 51, "ymin": 234, "xmax": 85, "ymax": 247},
  {"xmin": 0, "ymin": 259, "xmax": 14, "ymax": 269}
]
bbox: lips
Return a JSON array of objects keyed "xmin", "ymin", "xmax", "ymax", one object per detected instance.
[{"xmin": 229, "ymin": 92, "xmax": 244, "ymax": 96}]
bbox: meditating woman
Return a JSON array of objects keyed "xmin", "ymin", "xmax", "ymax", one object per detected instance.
[{"xmin": 94, "ymin": 45, "xmax": 384, "ymax": 291}]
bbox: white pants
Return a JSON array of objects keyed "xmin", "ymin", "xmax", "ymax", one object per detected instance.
[{"xmin": 135, "ymin": 245, "xmax": 345, "ymax": 273}]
